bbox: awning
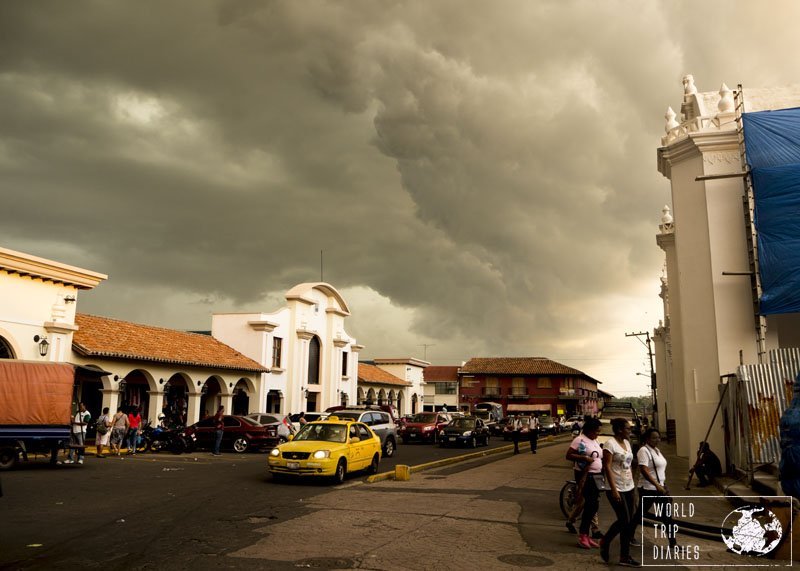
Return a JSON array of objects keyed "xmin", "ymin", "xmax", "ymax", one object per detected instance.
[{"xmin": 507, "ymin": 404, "xmax": 551, "ymax": 412}]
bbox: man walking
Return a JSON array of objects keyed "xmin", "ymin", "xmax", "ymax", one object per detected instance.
[
  {"xmin": 512, "ymin": 415, "xmax": 521, "ymax": 454},
  {"xmin": 64, "ymin": 402, "xmax": 91, "ymax": 465},
  {"xmin": 212, "ymin": 405, "xmax": 225, "ymax": 456},
  {"xmin": 529, "ymin": 415, "xmax": 540, "ymax": 454}
]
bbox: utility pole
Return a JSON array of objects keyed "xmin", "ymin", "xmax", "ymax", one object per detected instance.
[
  {"xmin": 418, "ymin": 344, "xmax": 435, "ymax": 361},
  {"xmin": 625, "ymin": 331, "xmax": 657, "ymax": 430}
]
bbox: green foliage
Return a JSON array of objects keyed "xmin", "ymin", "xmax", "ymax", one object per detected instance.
[{"xmin": 613, "ymin": 395, "xmax": 653, "ymax": 413}]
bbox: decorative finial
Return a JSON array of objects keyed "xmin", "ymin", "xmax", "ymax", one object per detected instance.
[
  {"xmin": 665, "ymin": 107, "xmax": 679, "ymax": 132},
  {"xmin": 718, "ymin": 83, "xmax": 734, "ymax": 113},
  {"xmin": 682, "ymin": 74, "xmax": 697, "ymax": 96},
  {"xmin": 661, "ymin": 205, "xmax": 673, "ymax": 225}
]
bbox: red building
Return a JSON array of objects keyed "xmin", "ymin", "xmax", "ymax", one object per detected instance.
[{"xmin": 458, "ymin": 357, "xmax": 601, "ymax": 417}]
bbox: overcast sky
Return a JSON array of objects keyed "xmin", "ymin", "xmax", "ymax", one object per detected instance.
[{"xmin": 2, "ymin": 1, "xmax": 799, "ymax": 397}]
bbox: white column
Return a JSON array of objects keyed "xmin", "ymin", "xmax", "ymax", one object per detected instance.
[{"xmin": 148, "ymin": 390, "xmax": 165, "ymax": 424}]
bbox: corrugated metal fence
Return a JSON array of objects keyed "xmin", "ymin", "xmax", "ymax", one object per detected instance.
[{"xmin": 725, "ymin": 348, "xmax": 800, "ymax": 474}]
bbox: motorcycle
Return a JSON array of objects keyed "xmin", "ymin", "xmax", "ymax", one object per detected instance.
[{"xmin": 140, "ymin": 421, "xmax": 190, "ymax": 454}]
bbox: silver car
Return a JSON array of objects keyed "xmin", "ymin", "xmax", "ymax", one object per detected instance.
[{"xmin": 245, "ymin": 413, "xmax": 295, "ymax": 443}]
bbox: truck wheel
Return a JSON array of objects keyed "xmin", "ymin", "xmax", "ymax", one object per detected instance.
[{"xmin": 0, "ymin": 447, "xmax": 17, "ymax": 470}]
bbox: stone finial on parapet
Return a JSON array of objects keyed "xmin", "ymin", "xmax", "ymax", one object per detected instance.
[
  {"xmin": 683, "ymin": 74, "xmax": 698, "ymax": 97},
  {"xmin": 718, "ymin": 83, "xmax": 734, "ymax": 113},
  {"xmin": 665, "ymin": 107, "xmax": 679, "ymax": 132},
  {"xmin": 659, "ymin": 205, "xmax": 674, "ymax": 234}
]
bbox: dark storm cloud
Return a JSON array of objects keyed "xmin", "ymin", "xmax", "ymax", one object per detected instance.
[{"xmin": 2, "ymin": 0, "xmax": 799, "ymax": 392}]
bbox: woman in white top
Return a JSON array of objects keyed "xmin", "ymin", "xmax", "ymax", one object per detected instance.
[
  {"xmin": 636, "ymin": 428, "xmax": 677, "ymax": 548},
  {"xmin": 94, "ymin": 407, "xmax": 112, "ymax": 458},
  {"xmin": 601, "ymin": 418, "xmax": 639, "ymax": 567}
]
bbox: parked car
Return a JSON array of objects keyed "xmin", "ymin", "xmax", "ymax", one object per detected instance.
[
  {"xmin": 472, "ymin": 409, "xmax": 500, "ymax": 435},
  {"xmin": 398, "ymin": 412, "xmax": 451, "ymax": 444},
  {"xmin": 501, "ymin": 415, "xmax": 532, "ymax": 441},
  {"xmin": 439, "ymin": 416, "xmax": 491, "ymax": 448},
  {"xmin": 473, "ymin": 402, "xmax": 504, "ymax": 423},
  {"xmin": 537, "ymin": 415, "xmax": 557, "ymax": 436},
  {"xmin": 326, "ymin": 404, "xmax": 400, "ymax": 426},
  {"xmin": 183, "ymin": 415, "xmax": 279, "ymax": 453},
  {"xmin": 268, "ymin": 417, "xmax": 382, "ymax": 484},
  {"xmin": 289, "ymin": 412, "xmax": 329, "ymax": 433},
  {"xmin": 327, "ymin": 409, "xmax": 398, "ymax": 458},
  {"xmin": 245, "ymin": 413, "xmax": 295, "ymax": 443}
]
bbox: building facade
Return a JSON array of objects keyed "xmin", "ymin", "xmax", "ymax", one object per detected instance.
[
  {"xmin": 654, "ymin": 76, "xmax": 800, "ymax": 458},
  {"xmin": 356, "ymin": 362, "xmax": 411, "ymax": 414},
  {"xmin": 458, "ymin": 357, "xmax": 600, "ymax": 417},
  {"xmin": 422, "ymin": 365, "xmax": 460, "ymax": 413},
  {"xmin": 212, "ymin": 283, "xmax": 360, "ymax": 415}
]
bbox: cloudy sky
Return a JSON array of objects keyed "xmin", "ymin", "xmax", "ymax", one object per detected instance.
[{"xmin": 2, "ymin": 1, "xmax": 799, "ymax": 396}]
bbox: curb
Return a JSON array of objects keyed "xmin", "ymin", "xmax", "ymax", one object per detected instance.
[{"xmin": 365, "ymin": 433, "xmax": 567, "ymax": 483}]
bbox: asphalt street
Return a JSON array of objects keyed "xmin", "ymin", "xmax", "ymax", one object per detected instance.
[{"xmin": 0, "ymin": 435, "xmax": 535, "ymax": 570}]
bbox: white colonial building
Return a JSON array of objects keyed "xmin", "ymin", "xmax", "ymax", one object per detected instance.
[
  {"xmin": 654, "ymin": 76, "xmax": 800, "ymax": 458},
  {"xmin": 212, "ymin": 283, "xmax": 361, "ymax": 415}
]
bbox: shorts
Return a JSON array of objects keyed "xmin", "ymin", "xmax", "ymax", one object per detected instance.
[
  {"xmin": 110, "ymin": 427, "xmax": 126, "ymax": 445},
  {"xmin": 96, "ymin": 431, "xmax": 110, "ymax": 446}
]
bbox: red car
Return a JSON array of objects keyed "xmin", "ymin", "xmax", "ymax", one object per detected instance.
[
  {"xmin": 183, "ymin": 415, "xmax": 279, "ymax": 453},
  {"xmin": 399, "ymin": 412, "xmax": 452, "ymax": 444}
]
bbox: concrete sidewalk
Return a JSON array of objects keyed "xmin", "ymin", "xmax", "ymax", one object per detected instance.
[{"xmin": 226, "ymin": 437, "xmax": 754, "ymax": 569}]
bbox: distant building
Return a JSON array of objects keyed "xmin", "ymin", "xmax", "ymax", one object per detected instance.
[
  {"xmin": 422, "ymin": 365, "xmax": 460, "ymax": 412},
  {"xmin": 458, "ymin": 357, "xmax": 600, "ymax": 417},
  {"xmin": 356, "ymin": 362, "xmax": 411, "ymax": 413}
]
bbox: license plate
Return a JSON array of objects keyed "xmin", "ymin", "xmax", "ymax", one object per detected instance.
[
  {"xmin": 449, "ymin": 437, "xmax": 456, "ymax": 441},
  {"xmin": 287, "ymin": 462, "xmax": 299, "ymax": 470},
  {"xmin": 409, "ymin": 434, "xmax": 416, "ymax": 438}
]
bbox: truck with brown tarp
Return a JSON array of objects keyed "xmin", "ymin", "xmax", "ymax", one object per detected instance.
[{"xmin": 0, "ymin": 360, "xmax": 109, "ymax": 469}]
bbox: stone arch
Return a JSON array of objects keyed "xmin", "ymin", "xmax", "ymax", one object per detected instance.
[
  {"xmin": 232, "ymin": 378, "xmax": 252, "ymax": 416},
  {"xmin": 357, "ymin": 387, "xmax": 365, "ymax": 405},
  {"xmin": 366, "ymin": 388, "xmax": 376, "ymax": 405},
  {"xmin": 388, "ymin": 389, "xmax": 396, "ymax": 406},
  {"xmin": 198, "ymin": 375, "xmax": 226, "ymax": 419},
  {"xmin": 119, "ymin": 368, "xmax": 156, "ymax": 418},
  {"xmin": 377, "ymin": 388, "xmax": 386, "ymax": 405},
  {"xmin": 0, "ymin": 329, "xmax": 18, "ymax": 359},
  {"xmin": 397, "ymin": 391, "xmax": 404, "ymax": 416},
  {"xmin": 411, "ymin": 393, "xmax": 418, "ymax": 414},
  {"xmin": 308, "ymin": 335, "xmax": 321, "ymax": 385},
  {"xmin": 162, "ymin": 372, "xmax": 191, "ymax": 426}
]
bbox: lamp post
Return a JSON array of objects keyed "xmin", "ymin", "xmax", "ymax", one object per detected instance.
[{"xmin": 33, "ymin": 335, "xmax": 49, "ymax": 357}]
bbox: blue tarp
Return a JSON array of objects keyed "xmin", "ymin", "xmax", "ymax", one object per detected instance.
[{"xmin": 742, "ymin": 108, "xmax": 800, "ymax": 315}]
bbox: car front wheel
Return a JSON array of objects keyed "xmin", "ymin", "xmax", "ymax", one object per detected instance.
[
  {"xmin": 232, "ymin": 437, "xmax": 250, "ymax": 453},
  {"xmin": 333, "ymin": 459, "xmax": 346, "ymax": 484},
  {"xmin": 383, "ymin": 438, "xmax": 395, "ymax": 458}
]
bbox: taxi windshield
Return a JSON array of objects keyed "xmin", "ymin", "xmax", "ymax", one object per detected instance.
[{"xmin": 294, "ymin": 423, "xmax": 347, "ymax": 443}]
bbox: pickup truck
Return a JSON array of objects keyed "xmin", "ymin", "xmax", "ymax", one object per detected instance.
[{"xmin": 0, "ymin": 360, "xmax": 109, "ymax": 469}]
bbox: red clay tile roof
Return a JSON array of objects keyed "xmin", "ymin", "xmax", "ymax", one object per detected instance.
[
  {"xmin": 461, "ymin": 357, "xmax": 599, "ymax": 383},
  {"xmin": 357, "ymin": 363, "xmax": 411, "ymax": 387},
  {"xmin": 73, "ymin": 314, "xmax": 268, "ymax": 373},
  {"xmin": 423, "ymin": 366, "xmax": 460, "ymax": 382}
]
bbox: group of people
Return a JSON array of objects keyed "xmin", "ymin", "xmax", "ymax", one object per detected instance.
[
  {"xmin": 510, "ymin": 415, "xmax": 540, "ymax": 454},
  {"xmin": 86, "ymin": 404, "xmax": 143, "ymax": 458},
  {"xmin": 563, "ymin": 416, "xmax": 724, "ymax": 567}
]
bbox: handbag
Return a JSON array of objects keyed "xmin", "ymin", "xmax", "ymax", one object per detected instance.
[{"xmin": 591, "ymin": 473, "xmax": 609, "ymax": 491}]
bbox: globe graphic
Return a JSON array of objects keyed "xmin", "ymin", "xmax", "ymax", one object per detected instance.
[{"xmin": 721, "ymin": 506, "xmax": 783, "ymax": 556}]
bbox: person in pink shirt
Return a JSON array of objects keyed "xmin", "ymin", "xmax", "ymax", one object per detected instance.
[
  {"xmin": 126, "ymin": 406, "xmax": 142, "ymax": 454},
  {"xmin": 565, "ymin": 417, "xmax": 603, "ymax": 550}
]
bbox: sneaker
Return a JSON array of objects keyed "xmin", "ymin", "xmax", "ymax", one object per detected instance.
[
  {"xmin": 62, "ymin": 459, "xmax": 74, "ymax": 464},
  {"xmin": 577, "ymin": 534, "xmax": 593, "ymax": 549},
  {"xmin": 77, "ymin": 458, "xmax": 84, "ymax": 464},
  {"xmin": 619, "ymin": 557, "xmax": 641, "ymax": 567},
  {"xmin": 630, "ymin": 537, "xmax": 642, "ymax": 547},
  {"xmin": 587, "ymin": 537, "xmax": 600, "ymax": 548},
  {"xmin": 565, "ymin": 521, "xmax": 577, "ymax": 534}
]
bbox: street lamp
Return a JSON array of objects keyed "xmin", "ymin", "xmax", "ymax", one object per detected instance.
[{"xmin": 33, "ymin": 335, "xmax": 49, "ymax": 357}]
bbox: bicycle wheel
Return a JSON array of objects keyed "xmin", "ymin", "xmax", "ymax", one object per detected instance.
[{"xmin": 559, "ymin": 481, "xmax": 578, "ymax": 518}]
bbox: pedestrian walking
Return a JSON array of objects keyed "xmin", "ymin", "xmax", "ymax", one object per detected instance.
[
  {"xmin": 565, "ymin": 417, "xmax": 603, "ymax": 549},
  {"xmin": 94, "ymin": 407, "xmax": 111, "ymax": 458},
  {"xmin": 298, "ymin": 411, "xmax": 307, "ymax": 426},
  {"xmin": 600, "ymin": 418, "xmax": 640, "ymax": 567},
  {"xmin": 110, "ymin": 406, "xmax": 129, "ymax": 456},
  {"xmin": 512, "ymin": 415, "xmax": 522, "ymax": 454},
  {"xmin": 64, "ymin": 402, "xmax": 91, "ymax": 465},
  {"xmin": 126, "ymin": 406, "xmax": 142, "ymax": 455},
  {"xmin": 634, "ymin": 428, "xmax": 677, "ymax": 549},
  {"xmin": 529, "ymin": 415, "xmax": 539, "ymax": 454},
  {"xmin": 212, "ymin": 405, "xmax": 224, "ymax": 455}
]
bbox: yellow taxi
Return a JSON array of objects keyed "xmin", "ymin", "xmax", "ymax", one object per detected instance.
[{"xmin": 268, "ymin": 416, "xmax": 382, "ymax": 484}]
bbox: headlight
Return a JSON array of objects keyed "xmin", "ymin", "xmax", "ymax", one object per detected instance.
[
  {"xmin": 462, "ymin": 431, "xmax": 473, "ymax": 436},
  {"xmin": 423, "ymin": 426, "xmax": 433, "ymax": 431},
  {"xmin": 269, "ymin": 448, "xmax": 280, "ymax": 457},
  {"xmin": 312, "ymin": 450, "xmax": 331, "ymax": 459},
  {"xmin": 439, "ymin": 430, "xmax": 445, "ymax": 436}
]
